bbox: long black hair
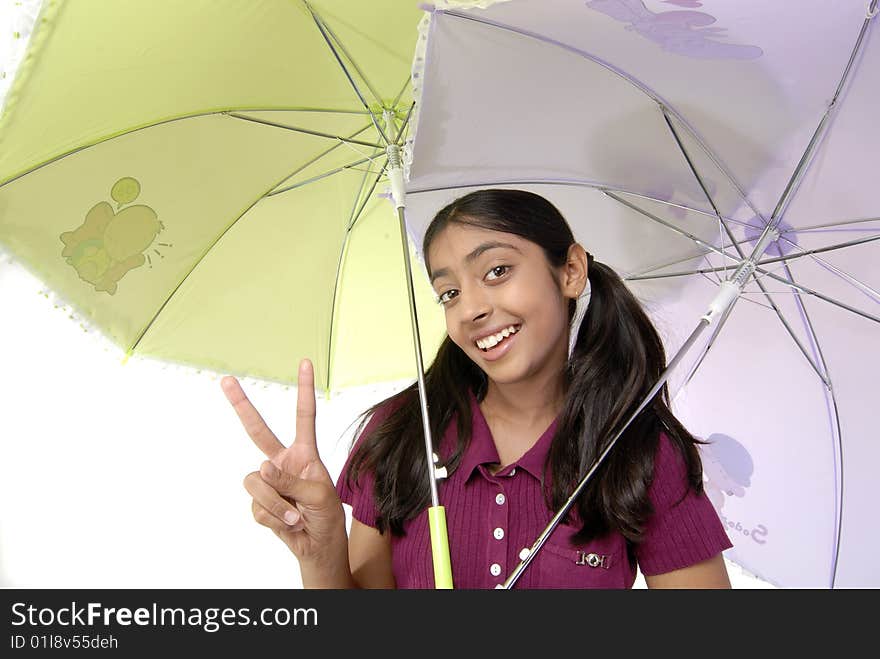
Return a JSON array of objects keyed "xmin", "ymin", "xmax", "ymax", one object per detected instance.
[{"xmin": 342, "ymin": 188, "xmax": 708, "ymax": 545}]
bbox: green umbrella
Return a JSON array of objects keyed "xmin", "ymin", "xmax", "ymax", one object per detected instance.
[
  {"xmin": 0, "ymin": 0, "xmax": 447, "ymax": 392},
  {"xmin": 0, "ymin": 0, "xmax": 453, "ymax": 586}
]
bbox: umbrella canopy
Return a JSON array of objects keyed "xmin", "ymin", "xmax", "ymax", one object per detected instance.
[
  {"xmin": 0, "ymin": 0, "xmax": 446, "ymax": 395},
  {"xmin": 401, "ymin": 0, "xmax": 880, "ymax": 587}
]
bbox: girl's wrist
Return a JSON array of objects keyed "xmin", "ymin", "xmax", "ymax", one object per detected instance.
[
  {"xmin": 299, "ymin": 530, "xmax": 357, "ymax": 588},
  {"xmin": 300, "ymin": 552, "xmax": 357, "ymax": 588}
]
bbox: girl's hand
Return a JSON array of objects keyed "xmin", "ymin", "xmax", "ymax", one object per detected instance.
[{"xmin": 222, "ymin": 359, "xmax": 347, "ymax": 572}]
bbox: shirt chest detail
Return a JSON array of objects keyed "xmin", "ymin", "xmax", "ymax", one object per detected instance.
[{"xmin": 575, "ymin": 551, "xmax": 611, "ymax": 569}]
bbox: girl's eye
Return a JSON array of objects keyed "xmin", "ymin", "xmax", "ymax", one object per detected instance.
[
  {"xmin": 436, "ymin": 266, "xmax": 511, "ymax": 305},
  {"xmin": 437, "ymin": 289, "xmax": 457, "ymax": 305},
  {"xmin": 486, "ymin": 265, "xmax": 511, "ymax": 280}
]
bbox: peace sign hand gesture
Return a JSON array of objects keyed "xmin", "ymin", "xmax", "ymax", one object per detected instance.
[{"xmin": 223, "ymin": 359, "xmax": 350, "ymax": 584}]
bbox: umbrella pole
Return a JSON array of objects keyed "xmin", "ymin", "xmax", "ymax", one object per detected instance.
[
  {"xmin": 385, "ymin": 140, "xmax": 453, "ymax": 589},
  {"xmin": 500, "ymin": 229, "xmax": 781, "ymax": 589}
]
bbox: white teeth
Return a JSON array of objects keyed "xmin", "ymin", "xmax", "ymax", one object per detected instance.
[{"xmin": 476, "ymin": 325, "xmax": 519, "ymax": 350}]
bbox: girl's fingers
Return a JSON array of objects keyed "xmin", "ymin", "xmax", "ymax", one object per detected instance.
[
  {"xmin": 259, "ymin": 460, "xmax": 334, "ymax": 507},
  {"xmin": 252, "ymin": 499, "xmax": 304, "ymax": 534},
  {"xmin": 293, "ymin": 359, "xmax": 319, "ymax": 458},
  {"xmin": 243, "ymin": 470, "xmax": 302, "ymax": 527},
  {"xmin": 221, "ymin": 376, "xmax": 285, "ymax": 460}
]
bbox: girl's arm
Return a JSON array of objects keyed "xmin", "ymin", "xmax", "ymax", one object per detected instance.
[
  {"xmin": 348, "ymin": 519, "xmax": 396, "ymax": 588},
  {"xmin": 298, "ymin": 518, "xmax": 393, "ymax": 588},
  {"xmin": 644, "ymin": 553, "xmax": 731, "ymax": 589}
]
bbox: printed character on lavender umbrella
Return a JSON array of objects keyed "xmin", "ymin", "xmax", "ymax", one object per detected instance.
[
  {"xmin": 698, "ymin": 432, "xmax": 753, "ymax": 511},
  {"xmin": 586, "ymin": 0, "xmax": 763, "ymax": 60}
]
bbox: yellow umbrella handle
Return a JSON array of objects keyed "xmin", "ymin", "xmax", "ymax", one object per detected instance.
[{"xmin": 428, "ymin": 506, "xmax": 453, "ymax": 588}]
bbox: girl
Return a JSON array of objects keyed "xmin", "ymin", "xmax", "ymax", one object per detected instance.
[{"xmin": 225, "ymin": 188, "xmax": 733, "ymax": 589}]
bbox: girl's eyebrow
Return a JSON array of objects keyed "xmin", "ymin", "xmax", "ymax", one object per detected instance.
[{"xmin": 430, "ymin": 241, "xmax": 522, "ymax": 283}]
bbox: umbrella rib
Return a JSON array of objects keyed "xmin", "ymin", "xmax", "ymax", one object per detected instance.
[
  {"xmin": 628, "ymin": 232, "xmax": 880, "ymax": 285},
  {"xmin": 326, "ymin": 102, "xmax": 418, "ymax": 386},
  {"xmin": 607, "ymin": 190, "xmax": 880, "ymax": 324},
  {"xmin": 395, "ymin": 101, "xmax": 416, "ymax": 144},
  {"xmin": 229, "ymin": 107, "xmax": 376, "ymax": 115},
  {"xmin": 348, "ymin": 168, "xmax": 386, "ymax": 234},
  {"xmin": 348, "ymin": 166, "xmax": 387, "ymax": 176},
  {"xmin": 0, "ymin": 108, "xmax": 370, "ymax": 190},
  {"xmin": 302, "ymin": 1, "xmax": 391, "ymax": 147},
  {"xmin": 438, "ymin": 8, "xmax": 767, "ymax": 222},
  {"xmin": 345, "ymin": 102, "xmax": 414, "ymax": 233},
  {"xmin": 764, "ymin": 2, "xmax": 879, "ymax": 227},
  {"xmin": 736, "ymin": 292, "xmax": 788, "ymax": 306},
  {"xmin": 762, "ymin": 233, "xmax": 880, "ymax": 306},
  {"xmin": 625, "ymin": 250, "xmax": 725, "ymax": 280},
  {"xmin": 348, "ymin": 158, "xmax": 388, "ymax": 232},
  {"xmin": 611, "ymin": 191, "xmax": 755, "ymax": 229},
  {"xmin": 660, "ymin": 109, "xmax": 737, "ymax": 284},
  {"xmin": 247, "ymin": 120, "xmax": 377, "ymax": 199},
  {"xmin": 324, "ymin": 158, "xmax": 390, "ymax": 393},
  {"xmin": 265, "ymin": 156, "xmax": 375, "ymax": 198},
  {"xmin": 123, "ymin": 155, "xmax": 351, "ymax": 359},
  {"xmin": 324, "ymin": 157, "xmax": 381, "ymax": 394},
  {"xmin": 606, "ymin": 191, "xmax": 742, "ymax": 267},
  {"xmin": 392, "ymin": 75, "xmax": 413, "ymax": 110},
  {"xmin": 294, "ymin": 110, "xmax": 415, "ymax": 393},
  {"xmin": 224, "ymin": 112, "xmax": 385, "ymax": 149},
  {"xmin": 624, "ymin": 238, "xmax": 753, "ymax": 280},
  {"xmin": 125, "ymin": 120, "xmax": 388, "ymax": 359},
  {"xmin": 787, "ymin": 227, "xmax": 880, "ymax": 234},
  {"xmin": 777, "ymin": 261, "xmax": 844, "ymax": 589},
  {"xmin": 782, "ymin": 216, "xmax": 880, "ymax": 233},
  {"xmin": 406, "ymin": 177, "xmax": 741, "ymax": 223},
  {"xmin": 605, "ymin": 191, "xmax": 831, "ymax": 384},
  {"xmin": 756, "ymin": 269, "xmax": 880, "ymax": 325},
  {"xmin": 301, "ymin": 2, "xmax": 387, "ymax": 117},
  {"xmin": 348, "ymin": 103, "xmax": 416, "ymax": 231},
  {"xmin": 319, "ymin": 100, "xmax": 418, "ymax": 390}
]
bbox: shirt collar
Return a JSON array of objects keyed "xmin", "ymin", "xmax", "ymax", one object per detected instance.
[{"xmin": 458, "ymin": 386, "xmax": 561, "ymax": 482}]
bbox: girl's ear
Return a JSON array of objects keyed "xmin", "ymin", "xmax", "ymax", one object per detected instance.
[{"xmin": 561, "ymin": 243, "xmax": 589, "ymax": 299}]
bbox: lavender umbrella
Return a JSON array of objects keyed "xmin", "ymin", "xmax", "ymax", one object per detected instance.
[{"xmin": 398, "ymin": 0, "xmax": 880, "ymax": 588}]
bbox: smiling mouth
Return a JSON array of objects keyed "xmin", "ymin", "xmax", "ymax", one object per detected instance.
[{"xmin": 477, "ymin": 324, "xmax": 521, "ymax": 352}]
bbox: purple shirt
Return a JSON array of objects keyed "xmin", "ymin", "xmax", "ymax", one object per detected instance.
[{"xmin": 336, "ymin": 387, "xmax": 733, "ymax": 589}]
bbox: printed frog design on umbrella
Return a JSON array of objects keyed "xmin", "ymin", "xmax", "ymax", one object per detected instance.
[
  {"xmin": 59, "ymin": 177, "xmax": 169, "ymax": 295},
  {"xmin": 699, "ymin": 432, "xmax": 753, "ymax": 510},
  {"xmin": 699, "ymin": 433, "xmax": 770, "ymax": 546}
]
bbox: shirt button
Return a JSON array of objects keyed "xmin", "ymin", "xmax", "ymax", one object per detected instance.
[
  {"xmin": 493, "ymin": 527, "xmax": 504, "ymax": 540},
  {"xmin": 508, "ymin": 468, "xmax": 516, "ymax": 476},
  {"xmin": 519, "ymin": 547, "xmax": 531, "ymax": 561},
  {"xmin": 495, "ymin": 493, "xmax": 506, "ymax": 505},
  {"xmin": 490, "ymin": 563, "xmax": 502, "ymax": 577}
]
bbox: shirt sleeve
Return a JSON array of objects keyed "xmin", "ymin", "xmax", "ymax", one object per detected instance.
[
  {"xmin": 334, "ymin": 398, "xmax": 401, "ymax": 529},
  {"xmin": 634, "ymin": 430, "xmax": 734, "ymax": 577}
]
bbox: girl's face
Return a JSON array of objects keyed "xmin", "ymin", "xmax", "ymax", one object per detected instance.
[{"xmin": 426, "ymin": 223, "xmax": 585, "ymax": 388}]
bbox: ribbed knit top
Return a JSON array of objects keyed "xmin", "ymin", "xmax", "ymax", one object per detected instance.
[{"xmin": 336, "ymin": 387, "xmax": 733, "ymax": 588}]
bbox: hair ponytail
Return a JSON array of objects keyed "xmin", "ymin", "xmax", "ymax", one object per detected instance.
[{"xmin": 554, "ymin": 254, "xmax": 707, "ymax": 543}]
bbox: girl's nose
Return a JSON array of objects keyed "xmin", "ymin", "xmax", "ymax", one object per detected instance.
[{"xmin": 460, "ymin": 288, "xmax": 492, "ymax": 323}]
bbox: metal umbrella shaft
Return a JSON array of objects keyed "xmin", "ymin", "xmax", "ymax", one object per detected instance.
[{"xmin": 385, "ymin": 141, "xmax": 453, "ymax": 589}]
